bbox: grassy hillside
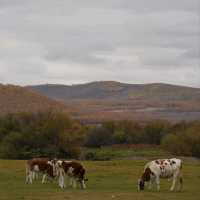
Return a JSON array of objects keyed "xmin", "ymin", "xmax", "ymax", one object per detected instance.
[
  {"xmin": 0, "ymin": 84, "xmax": 69, "ymax": 115},
  {"xmin": 0, "ymin": 159, "xmax": 199, "ymax": 200}
]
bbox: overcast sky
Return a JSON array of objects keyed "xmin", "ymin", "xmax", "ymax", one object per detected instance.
[{"xmin": 0, "ymin": 0, "xmax": 199, "ymax": 87}]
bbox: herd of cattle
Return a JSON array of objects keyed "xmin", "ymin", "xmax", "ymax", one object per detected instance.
[
  {"xmin": 26, "ymin": 158, "xmax": 87, "ymax": 189},
  {"xmin": 25, "ymin": 157, "xmax": 183, "ymax": 191}
]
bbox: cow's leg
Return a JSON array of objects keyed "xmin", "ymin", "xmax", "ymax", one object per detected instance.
[
  {"xmin": 178, "ymin": 177, "xmax": 183, "ymax": 191},
  {"xmin": 155, "ymin": 176, "xmax": 160, "ymax": 191},
  {"xmin": 149, "ymin": 176, "xmax": 156, "ymax": 190},
  {"xmin": 42, "ymin": 174, "xmax": 46, "ymax": 184},
  {"xmin": 58, "ymin": 169, "xmax": 65, "ymax": 188},
  {"xmin": 58, "ymin": 174, "xmax": 65, "ymax": 188},
  {"xmin": 32, "ymin": 171, "xmax": 39, "ymax": 180},
  {"xmin": 58, "ymin": 168, "xmax": 65, "ymax": 189},
  {"xmin": 81, "ymin": 180, "xmax": 86, "ymax": 189},
  {"xmin": 170, "ymin": 176, "xmax": 177, "ymax": 191},
  {"xmin": 148, "ymin": 180, "xmax": 152, "ymax": 190},
  {"xmin": 35, "ymin": 172, "xmax": 39, "ymax": 180},
  {"xmin": 148, "ymin": 175, "xmax": 156, "ymax": 190},
  {"xmin": 28, "ymin": 171, "xmax": 33, "ymax": 184},
  {"xmin": 69, "ymin": 176, "xmax": 73, "ymax": 186},
  {"xmin": 177, "ymin": 173, "xmax": 183, "ymax": 191},
  {"xmin": 25, "ymin": 172, "xmax": 29, "ymax": 184},
  {"xmin": 32, "ymin": 171, "xmax": 35, "ymax": 180},
  {"xmin": 170, "ymin": 170, "xmax": 182, "ymax": 191},
  {"xmin": 25, "ymin": 166, "xmax": 31, "ymax": 184},
  {"xmin": 72, "ymin": 177, "xmax": 77, "ymax": 189},
  {"xmin": 25, "ymin": 174, "xmax": 30, "ymax": 184}
]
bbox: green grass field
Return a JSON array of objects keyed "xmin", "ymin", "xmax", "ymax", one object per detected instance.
[
  {"xmin": 83, "ymin": 146, "xmax": 172, "ymax": 160},
  {"xmin": 0, "ymin": 159, "xmax": 200, "ymax": 200}
]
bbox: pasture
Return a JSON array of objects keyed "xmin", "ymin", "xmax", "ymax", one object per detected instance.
[{"xmin": 0, "ymin": 159, "xmax": 200, "ymax": 200}]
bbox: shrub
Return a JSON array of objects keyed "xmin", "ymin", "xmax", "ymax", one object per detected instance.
[
  {"xmin": 84, "ymin": 150, "xmax": 112, "ymax": 161},
  {"xmin": 85, "ymin": 127, "xmax": 113, "ymax": 147},
  {"xmin": 161, "ymin": 123, "xmax": 200, "ymax": 157},
  {"xmin": 113, "ymin": 130, "xmax": 127, "ymax": 144}
]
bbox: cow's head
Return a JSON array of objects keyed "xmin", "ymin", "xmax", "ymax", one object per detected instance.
[
  {"xmin": 78, "ymin": 168, "xmax": 86, "ymax": 181},
  {"xmin": 46, "ymin": 162, "xmax": 55, "ymax": 177},
  {"xmin": 54, "ymin": 160, "xmax": 63, "ymax": 177},
  {"xmin": 47, "ymin": 160, "xmax": 58, "ymax": 177},
  {"xmin": 138, "ymin": 179, "xmax": 145, "ymax": 190},
  {"xmin": 77, "ymin": 167, "xmax": 88, "ymax": 189},
  {"xmin": 138, "ymin": 167, "xmax": 153, "ymax": 191}
]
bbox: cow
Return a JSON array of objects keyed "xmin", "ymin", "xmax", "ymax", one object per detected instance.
[
  {"xmin": 56, "ymin": 160, "xmax": 88, "ymax": 189},
  {"xmin": 138, "ymin": 158, "xmax": 183, "ymax": 191},
  {"xmin": 26, "ymin": 158, "xmax": 56, "ymax": 184}
]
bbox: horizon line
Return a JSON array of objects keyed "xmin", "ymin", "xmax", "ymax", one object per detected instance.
[{"xmin": 1, "ymin": 80, "xmax": 199, "ymax": 89}]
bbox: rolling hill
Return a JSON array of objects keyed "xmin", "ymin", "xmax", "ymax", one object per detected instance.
[
  {"xmin": 0, "ymin": 84, "xmax": 69, "ymax": 115},
  {"xmin": 27, "ymin": 81, "xmax": 200, "ymax": 123},
  {"xmin": 27, "ymin": 81, "xmax": 200, "ymax": 101}
]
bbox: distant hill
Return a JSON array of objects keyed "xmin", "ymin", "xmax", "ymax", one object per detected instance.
[
  {"xmin": 27, "ymin": 81, "xmax": 200, "ymax": 101},
  {"xmin": 27, "ymin": 81, "xmax": 200, "ymax": 123},
  {"xmin": 0, "ymin": 84, "xmax": 69, "ymax": 115}
]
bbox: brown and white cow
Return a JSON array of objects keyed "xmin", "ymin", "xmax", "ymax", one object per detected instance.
[
  {"xmin": 138, "ymin": 158, "xmax": 183, "ymax": 191},
  {"xmin": 56, "ymin": 160, "xmax": 88, "ymax": 189},
  {"xmin": 26, "ymin": 158, "xmax": 56, "ymax": 184}
]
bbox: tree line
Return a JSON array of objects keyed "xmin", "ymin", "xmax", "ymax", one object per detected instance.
[
  {"xmin": 85, "ymin": 120, "xmax": 200, "ymax": 158},
  {"xmin": 0, "ymin": 112, "xmax": 199, "ymax": 159},
  {"xmin": 0, "ymin": 112, "xmax": 85, "ymax": 159}
]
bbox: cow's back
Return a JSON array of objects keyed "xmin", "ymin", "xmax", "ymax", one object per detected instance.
[
  {"xmin": 27, "ymin": 158, "xmax": 50, "ymax": 171},
  {"xmin": 148, "ymin": 158, "xmax": 182, "ymax": 178}
]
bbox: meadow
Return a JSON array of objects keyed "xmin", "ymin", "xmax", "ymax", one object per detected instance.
[
  {"xmin": 83, "ymin": 145, "xmax": 172, "ymax": 160},
  {"xmin": 0, "ymin": 158, "xmax": 200, "ymax": 200}
]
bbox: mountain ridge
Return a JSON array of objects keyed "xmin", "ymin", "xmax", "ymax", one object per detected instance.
[
  {"xmin": 26, "ymin": 81, "xmax": 200, "ymax": 89},
  {"xmin": 26, "ymin": 81, "xmax": 200, "ymax": 123},
  {"xmin": 26, "ymin": 81, "xmax": 200, "ymax": 101}
]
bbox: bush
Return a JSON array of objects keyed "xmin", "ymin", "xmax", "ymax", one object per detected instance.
[
  {"xmin": 161, "ymin": 134, "xmax": 192, "ymax": 156},
  {"xmin": 113, "ymin": 130, "xmax": 127, "ymax": 144},
  {"xmin": 143, "ymin": 120, "xmax": 170, "ymax": 145},
  {"xmin": 84, "ymin": 150, "xmax": 112, "ymax": 161},
  {"xmin": 85, "ymin": 127, "xmax": 113, "ymax": 147},
  {"xmin": 161, "ymin": 122, "xmax": 200, "ymax": 157}
]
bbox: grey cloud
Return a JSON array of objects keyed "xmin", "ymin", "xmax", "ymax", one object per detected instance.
[
  {"xmin": 112, "ymin": 0, "xmax": 200, "ymax": 13},
  {"xmin": 182, "ymin": 47, "xmax": 200, "ymax": 60},
  {"xmin": 0, "ymin": 0, "xmax": 199, "ymax": 87}
]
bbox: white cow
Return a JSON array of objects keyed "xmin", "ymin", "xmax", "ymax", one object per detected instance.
[{"xmin": 138, "ymin": 158, "xmax": 183, "ymax": 191}]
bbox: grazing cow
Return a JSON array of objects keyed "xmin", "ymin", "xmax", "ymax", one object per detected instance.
[
  {"xmin": 56, "ymin": 160, "xmax": 88, "ymax": 189},
  {"xmin": 138, "ymin": 158, "xmax": 183, "ymax": 191},
  {"xmin": 26, "ymin": 158, "xmax": 56, "ymax": 184}
]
